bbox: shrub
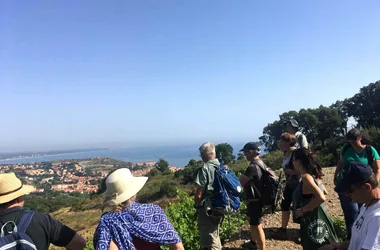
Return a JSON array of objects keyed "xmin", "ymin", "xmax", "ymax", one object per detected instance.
[
  {"xmin": 316, "ymin": 152, "xmax": 336, "ymax": 168},
  {"xmin": 164, "ymin": 190, "xmax": 246, "ymax": 250},
  {"xmin": 160, "ymin": 181, "xmax": 178, "ymax": 198},
  {"xmin": 261, "ymin": 150, "xmax": 283, "ymax": 170},
  {"xmin": 333, "ymin": 217, "xmax": 347, "ymax": 242}
]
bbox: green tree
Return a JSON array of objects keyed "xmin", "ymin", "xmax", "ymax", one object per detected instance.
[
  {"xmin": 156, "ymin": 158, "xmax": 171, "ymax": 174},
  {"xmin": 237, "ymin": 152, "xmax": 245, "ymax": 161},
  {"xmin": 314, "ymin": 105, "xmax": 343, "ymax": 147},
  {"xmin": 363, "ymin": 126, "xmax": 380, "ymax": 152},
  {"xmin": 297, "ymin": 108, "xmax": 319, "ymax": 144},
  {"xmin": 330, "ymin": 100, "xmax": 350, "ymax": 136},
  {"xmin": 215, "ymin": 143, "xmax": 235, "ymax": 164},
  {"xmin": 260, "ymin": 110, "xmax": 300, "ymax": 152},
  {"xmin": 259, "ymin": 120, "xmax": 283, "ymax": 153},
  {"xmin": 180, "ymin": 159, "xmax": 202, "ymax": 184},
  {"xmin": 345, "ymin": 81, "xmax": 380, "ymax": 128},
  {"xmin": 148, "ymin": 168, "xmax": 161, "ymax": 177}
]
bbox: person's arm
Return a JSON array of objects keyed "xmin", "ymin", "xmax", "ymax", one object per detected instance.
[
  {"xmin": 296, "ymin": 174, "xmax": 325, "ymax": 217},
  {"xmin": 371, "ymin": 147, "xmax": 380, "ymax": 181},
  {"xmin": 65, "ymin": 233, "xmax": 86, "ymax": 250},
  {"xmin": 334, "ymin": 154, "xmax": 344, "ymax": 185},
  {"xmin": 194, "ymin": 186, "xmax": 204, "ymax": 207},
  {"xmin": 170, "ymin": 242, "xmax": 185, "ymax": 250},
  {"xmin": 108, "ymin": 240, "xmax": 118, "ymax": 250},
  {"xmin": 45, "ymin": 213, "xmax": 85, "ymax": 250},
  {"xmin": 374, "ymin": 160, "xmax": 380, "ymax": 181},
  {"xmin": 194, "ymin": 167, "xmax": 207, "ymax": 207},
  {"xmin": 318, "ymin": 241, "xmax": 350, "ymax": 250},
  {"xmin": 323, "ymin": 185, "xmax": 328, "ymax": 195}
]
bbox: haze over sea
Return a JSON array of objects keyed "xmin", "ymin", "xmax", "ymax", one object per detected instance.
[{"xmin": 0, "ymin": 143, "xmax": 255, "ymax": 168}]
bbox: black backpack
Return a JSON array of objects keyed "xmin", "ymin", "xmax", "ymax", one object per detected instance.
[
  {"xmin": 341, "ymin": 143, "xmax": 374, "ymax": 167},
  {"xmin": 249, "ymin": 160, "xmax": 280, "ymax": 210}
]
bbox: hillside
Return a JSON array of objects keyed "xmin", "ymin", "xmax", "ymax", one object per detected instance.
[
  {"xmin": 77, "ymin": 157, "xmax": 134, "ymax": 170},
  {"xmin": 48, "ymin": 167, "xmax": 344, "ymax": 250}
]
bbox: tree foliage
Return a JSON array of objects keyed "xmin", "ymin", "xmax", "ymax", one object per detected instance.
[
  {"xmin": 346, "ymin": 81, "xmax": 380, "ymax": 128},
  {"xmin": 215, "ymin": 143, "xmax": 235, "ymax": 164},
  {"xmin": 156, "ymin": 158, "xmax": 171, "ymax": 174},
  {"xmin": 258, "ymin": 80, "xmax": 380, "ymax": 167}
]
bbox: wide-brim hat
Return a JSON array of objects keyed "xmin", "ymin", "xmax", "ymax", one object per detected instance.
[
  {"xmin": 0, "ymin": 173, "xmax": 36, "ymax": 204},
  {"xmin": 104, "ymin": 168, "xmax": 148, "ymax": 206}
]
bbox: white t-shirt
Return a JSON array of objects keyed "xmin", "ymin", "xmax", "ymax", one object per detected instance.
[
  {"xmin": 348, "ymin": 201, "xmax": 380, "ymax": 250},
  {"xmin": 295, "ymin": 131, "xmax": 309, "ymax": 149}
]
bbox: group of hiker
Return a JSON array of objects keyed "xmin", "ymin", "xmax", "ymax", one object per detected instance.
[
  {"xmin": 192, "ymin": 119, "xmax": 380, "ymax": 250},
  {"xmin": 0, "ymin": 118, "xmax": 379, "ymax": 250}
]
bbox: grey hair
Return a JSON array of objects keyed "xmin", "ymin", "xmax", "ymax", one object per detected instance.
[{"xmin": 199, "ymin": 142, "xmax": 216, "ymax": 157}]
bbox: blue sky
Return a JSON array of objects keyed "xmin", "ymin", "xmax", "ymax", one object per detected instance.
[{"xmin": 1, "ymin": 0, "xmax": 379, "ymax": 152}]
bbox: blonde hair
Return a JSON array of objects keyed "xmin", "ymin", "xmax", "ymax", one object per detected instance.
[
  {"xmin": 199, "ymin": 142, "xmax": 216, "ymax": 157},
  {"xmin": 102, "ymin": 196, "xmax": 135, "ymax": 213}
]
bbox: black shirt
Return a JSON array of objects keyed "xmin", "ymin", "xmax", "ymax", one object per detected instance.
[
  {"xmin": 0, "ymin": 207, "xmax": 76, "ymax": 250},
  {"xmin": 244, "ymin": 159, "xmax": 264, "ymax": 199}
]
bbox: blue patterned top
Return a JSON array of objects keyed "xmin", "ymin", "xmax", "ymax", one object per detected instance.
[{"xmin": 93, "ymin": 202, "xmax": 182, "ymax": 250}]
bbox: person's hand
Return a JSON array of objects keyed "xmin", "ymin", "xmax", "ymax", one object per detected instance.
[{"xmin": 295, "ymin": 208, "xmax": 305, "ymax": 218}]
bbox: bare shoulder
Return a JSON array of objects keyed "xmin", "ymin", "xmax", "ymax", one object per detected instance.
[{"xmin": 302, "ymin": 173, "xmax": 314, "ymax": 182}]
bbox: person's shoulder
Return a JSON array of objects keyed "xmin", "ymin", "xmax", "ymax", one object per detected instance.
[
  {"xmin": 301, "ymin": 173, "xmax": 314, "ymax": 183},
  {"xmin": 248, "ymin": 160, "xmax": 258, "ymax": 168},
  {"xmin": 295, "ymin": 131, "xmax": 304, "ymax": 136},
  {"xmin": 369, "ymin": 145, "xmax": 379, "ymax": 154},
  {"xmin": 29, "ymin": 210, "xmax": 65, "ymax": 230},
  {"xmin": 30, "ymin": 210, "xmax": 52, "ymax": 222}
]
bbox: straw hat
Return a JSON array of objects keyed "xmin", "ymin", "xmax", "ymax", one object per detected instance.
[
  {"xmin": 0, "ymin": 173, "xmax": 36, "ymax": 204},
  {"xmin": 104, "ymin": 168, "xmax": 148, "ymax": 206}
]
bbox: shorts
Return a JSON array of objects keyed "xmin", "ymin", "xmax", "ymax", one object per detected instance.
[
  {"xmin": 281, "ymin": 183, "xmax": 297, "ymax": 211},
  {"xmin": 246, "ymin": 201, "xmax": 263, "ymax": 226}
]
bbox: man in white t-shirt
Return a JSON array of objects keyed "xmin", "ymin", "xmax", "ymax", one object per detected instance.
[
  {"xmin": 283, "ymin": 119, "xmax": 309, "ymax": 149},
  {"xmin": 320, "ymin": 162, "xmax": 380, "ymax": 250}
]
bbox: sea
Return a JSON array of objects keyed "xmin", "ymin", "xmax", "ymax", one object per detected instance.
[{"xmin": 0, "ymin": 143, "xmax": 249, "ymax": 168}]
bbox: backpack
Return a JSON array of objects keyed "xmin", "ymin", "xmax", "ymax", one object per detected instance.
[
  {"xmin": 0, "ymin": 210, "xmax": 36, "ymax": 250},
  {"xmin": 249, "ymin": 160, "xmax": 280, "ymax": 208},
  {"xmin": 206, "ymin": 163, "xmax": 242, "ymax": 215},
  {"xmin": 341, "ymin": 143, "xmax": 374, "ymax": 167}
]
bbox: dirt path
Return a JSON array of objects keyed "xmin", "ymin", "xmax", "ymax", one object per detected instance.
[{"xmin": 223, "ymin": 167, "xmax": 344, "ymax": 250}]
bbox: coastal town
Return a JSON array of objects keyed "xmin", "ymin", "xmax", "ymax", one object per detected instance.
[{"xmin": 0, "ymin": 158, "xmax": 181, "ymax": 194}]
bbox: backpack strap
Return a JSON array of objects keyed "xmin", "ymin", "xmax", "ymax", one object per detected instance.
[
  {"xmin": 366, "ymin": 145, "xmax": 374, "ymax": 167},
  {"xmin": 341, "ymin": 143, "xmax": 351, "ymax": 156},
  {"xmin": 248, "ymin": 160, "xmax": 265, "ymax": 200},
  {"xmin": 199, "ymin": 162, "xmax": 219, "ymax": 202},
  {"xmin": 17, "ymin": 210, "xmax": 35, "ymax": 233}
]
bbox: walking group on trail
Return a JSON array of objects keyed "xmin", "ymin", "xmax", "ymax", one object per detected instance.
[{"xmin": 0, "ymin": 119, "xmax": 380, "ymax": 250}]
